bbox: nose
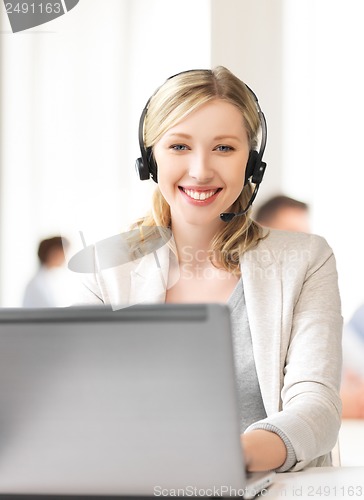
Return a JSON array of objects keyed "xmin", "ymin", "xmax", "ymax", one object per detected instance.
[{"xmin": 188, "ymin": 151, "xmax": 214, "ymax": 182}]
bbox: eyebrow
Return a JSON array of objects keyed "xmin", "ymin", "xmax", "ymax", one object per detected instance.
[
  {"xmin": 213, "ymin": 135, "xmax": 243, "ymax": 142},
  {"xmin": 165, "ymin": 133, "xmax": 243, "ymax": 142},
  {"xmin": 165, "ymin": 133, "xmax": 193, "ymax": 140}
]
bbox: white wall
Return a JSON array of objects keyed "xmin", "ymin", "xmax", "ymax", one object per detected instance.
[
  {"xmin": 0, "ymin": 0, "xmax": 130, "ymax": 305},
  {"xmin": 282, "ymin": 0, "xmax": 364, "ymax": 319}
]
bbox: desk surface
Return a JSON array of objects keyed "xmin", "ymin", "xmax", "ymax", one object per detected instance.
[
  {"xmin": 265, "ymin": 467, "xmax": 364, "ymax": 499},
  {"xmin": 0, "ymin": 468, "xmax": 363, "ymax": 499},
  {"xmin": 340, "ymin": 419, "xmax": 364, "ymax": 466}
]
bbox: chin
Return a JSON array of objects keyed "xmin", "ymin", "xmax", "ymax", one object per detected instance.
[{"xmin": 185, "ymin": 213, "xmax": 223, "ymax": 228}]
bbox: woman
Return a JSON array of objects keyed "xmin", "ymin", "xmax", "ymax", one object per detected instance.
[{"xmin": 79, "ymin": 67, "xmax": 342, "ymax": 473}]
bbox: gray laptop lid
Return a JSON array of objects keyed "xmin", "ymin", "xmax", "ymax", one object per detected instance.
[{"xmin": 0, "ymin": 305, "xmax": 253, "ymax": 496}]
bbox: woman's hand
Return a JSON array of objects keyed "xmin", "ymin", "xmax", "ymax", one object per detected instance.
[{"xmin": 241, "ymin": 430, "xmax": 287, "ymax": 471}]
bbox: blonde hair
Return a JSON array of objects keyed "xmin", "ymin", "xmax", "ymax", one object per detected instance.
[{"xmin": 134, "ymin": 66, "xmax": 265, "ymax": 273}]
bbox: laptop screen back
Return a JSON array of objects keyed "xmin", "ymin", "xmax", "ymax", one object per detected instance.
[{"xmin": 0, "ymin": 304, "xmax": 246, "ymax": 496}]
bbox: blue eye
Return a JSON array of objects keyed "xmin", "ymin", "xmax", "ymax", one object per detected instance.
[
  {"xmin": 216, "ymin": 145, "xmax": 234, "ymax": 152},
  {"xmin": 170, "ymin": 144, "xmax": 188, "ymax": 151}
]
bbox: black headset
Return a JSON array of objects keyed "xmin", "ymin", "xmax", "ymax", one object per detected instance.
[
  {"xmin": 135, "ymin": 101, "xmax": 158, "ymax": 182},
  {"xmin": 135, "ymin": 70, "xmax": 267, "ymax": 219}
]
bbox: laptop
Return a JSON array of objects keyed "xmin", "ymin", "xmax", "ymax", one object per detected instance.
[{"xmin": 0, "ymin": 305, "xmax": 275, "ymax": 498}]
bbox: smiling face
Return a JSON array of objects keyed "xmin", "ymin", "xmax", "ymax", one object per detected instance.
[{"xmin": 153, "ymin": 99, "xmax": 250, "ymax": 229}]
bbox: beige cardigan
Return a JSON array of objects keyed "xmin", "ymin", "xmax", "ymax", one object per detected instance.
[{"xmin": 78, "ymin": 228, "xmax": 343, "ymax": 471}]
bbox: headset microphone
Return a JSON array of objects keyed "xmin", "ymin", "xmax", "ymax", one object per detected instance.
[{"xmin": 220, "ymin": 159, "xmax": 266, "ymax": 222}]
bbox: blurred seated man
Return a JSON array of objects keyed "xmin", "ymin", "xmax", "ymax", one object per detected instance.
[
  {"xmin": 254, "ymin": 195, "xmax": 310, "ymax": 232},
  {"xmin": 22, "ymin": 236, "xmax": 74, "ymax": 307}
]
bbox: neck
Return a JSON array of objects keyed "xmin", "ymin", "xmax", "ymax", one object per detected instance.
[{"xmin": 171, "ymin": 217, "xmax": 223, "ymax": 267}]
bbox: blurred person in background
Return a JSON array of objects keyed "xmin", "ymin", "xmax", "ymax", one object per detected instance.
[
  {"xmin": 254, "ymin": 195, "xmax": 310, "ymax": 233},
  {"xmin": 22, "ymin": 236, "xmax": 75, "ymax": 307}
]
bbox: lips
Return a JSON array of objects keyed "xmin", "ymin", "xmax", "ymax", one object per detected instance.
[{"xmin": 179, "ymin": 186, "xmax": 222, "ymax": 202}]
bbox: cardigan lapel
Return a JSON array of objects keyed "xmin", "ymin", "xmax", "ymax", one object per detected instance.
[
  {"xmin": 129, "ymin": 244, "xmax": 171, "ymax": 305},
  {"xmin": 240, "ymin": 237, "xmax": 283, "ymax": 415}
]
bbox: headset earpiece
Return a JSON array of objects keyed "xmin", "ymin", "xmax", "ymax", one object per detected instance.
[
  {"xmin": 135, "ymin": 146, "xmax": 158, "ymax": 182},
  {"xmin": 135, "ymin": 156, "xmax": 149, "ymax": 181},
  {"xmin": 147, "ymin": 148, "xmax": 158, "ymax": 182},
  {"xmin": 135, "ymin": 101, "xmax": 159, "ymax": 182},
  {"xmin": 245, "ymin": 150, "xmax": 267, "ymax": 186},
  {"xmin": 245, "ymin": 150, "xmax": 257, "ymax": 185}
]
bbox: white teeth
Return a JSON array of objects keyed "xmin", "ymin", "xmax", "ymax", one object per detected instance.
[{"xmin": 183, "ymin": 188, "xmax": 218, "ymax": 200}]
